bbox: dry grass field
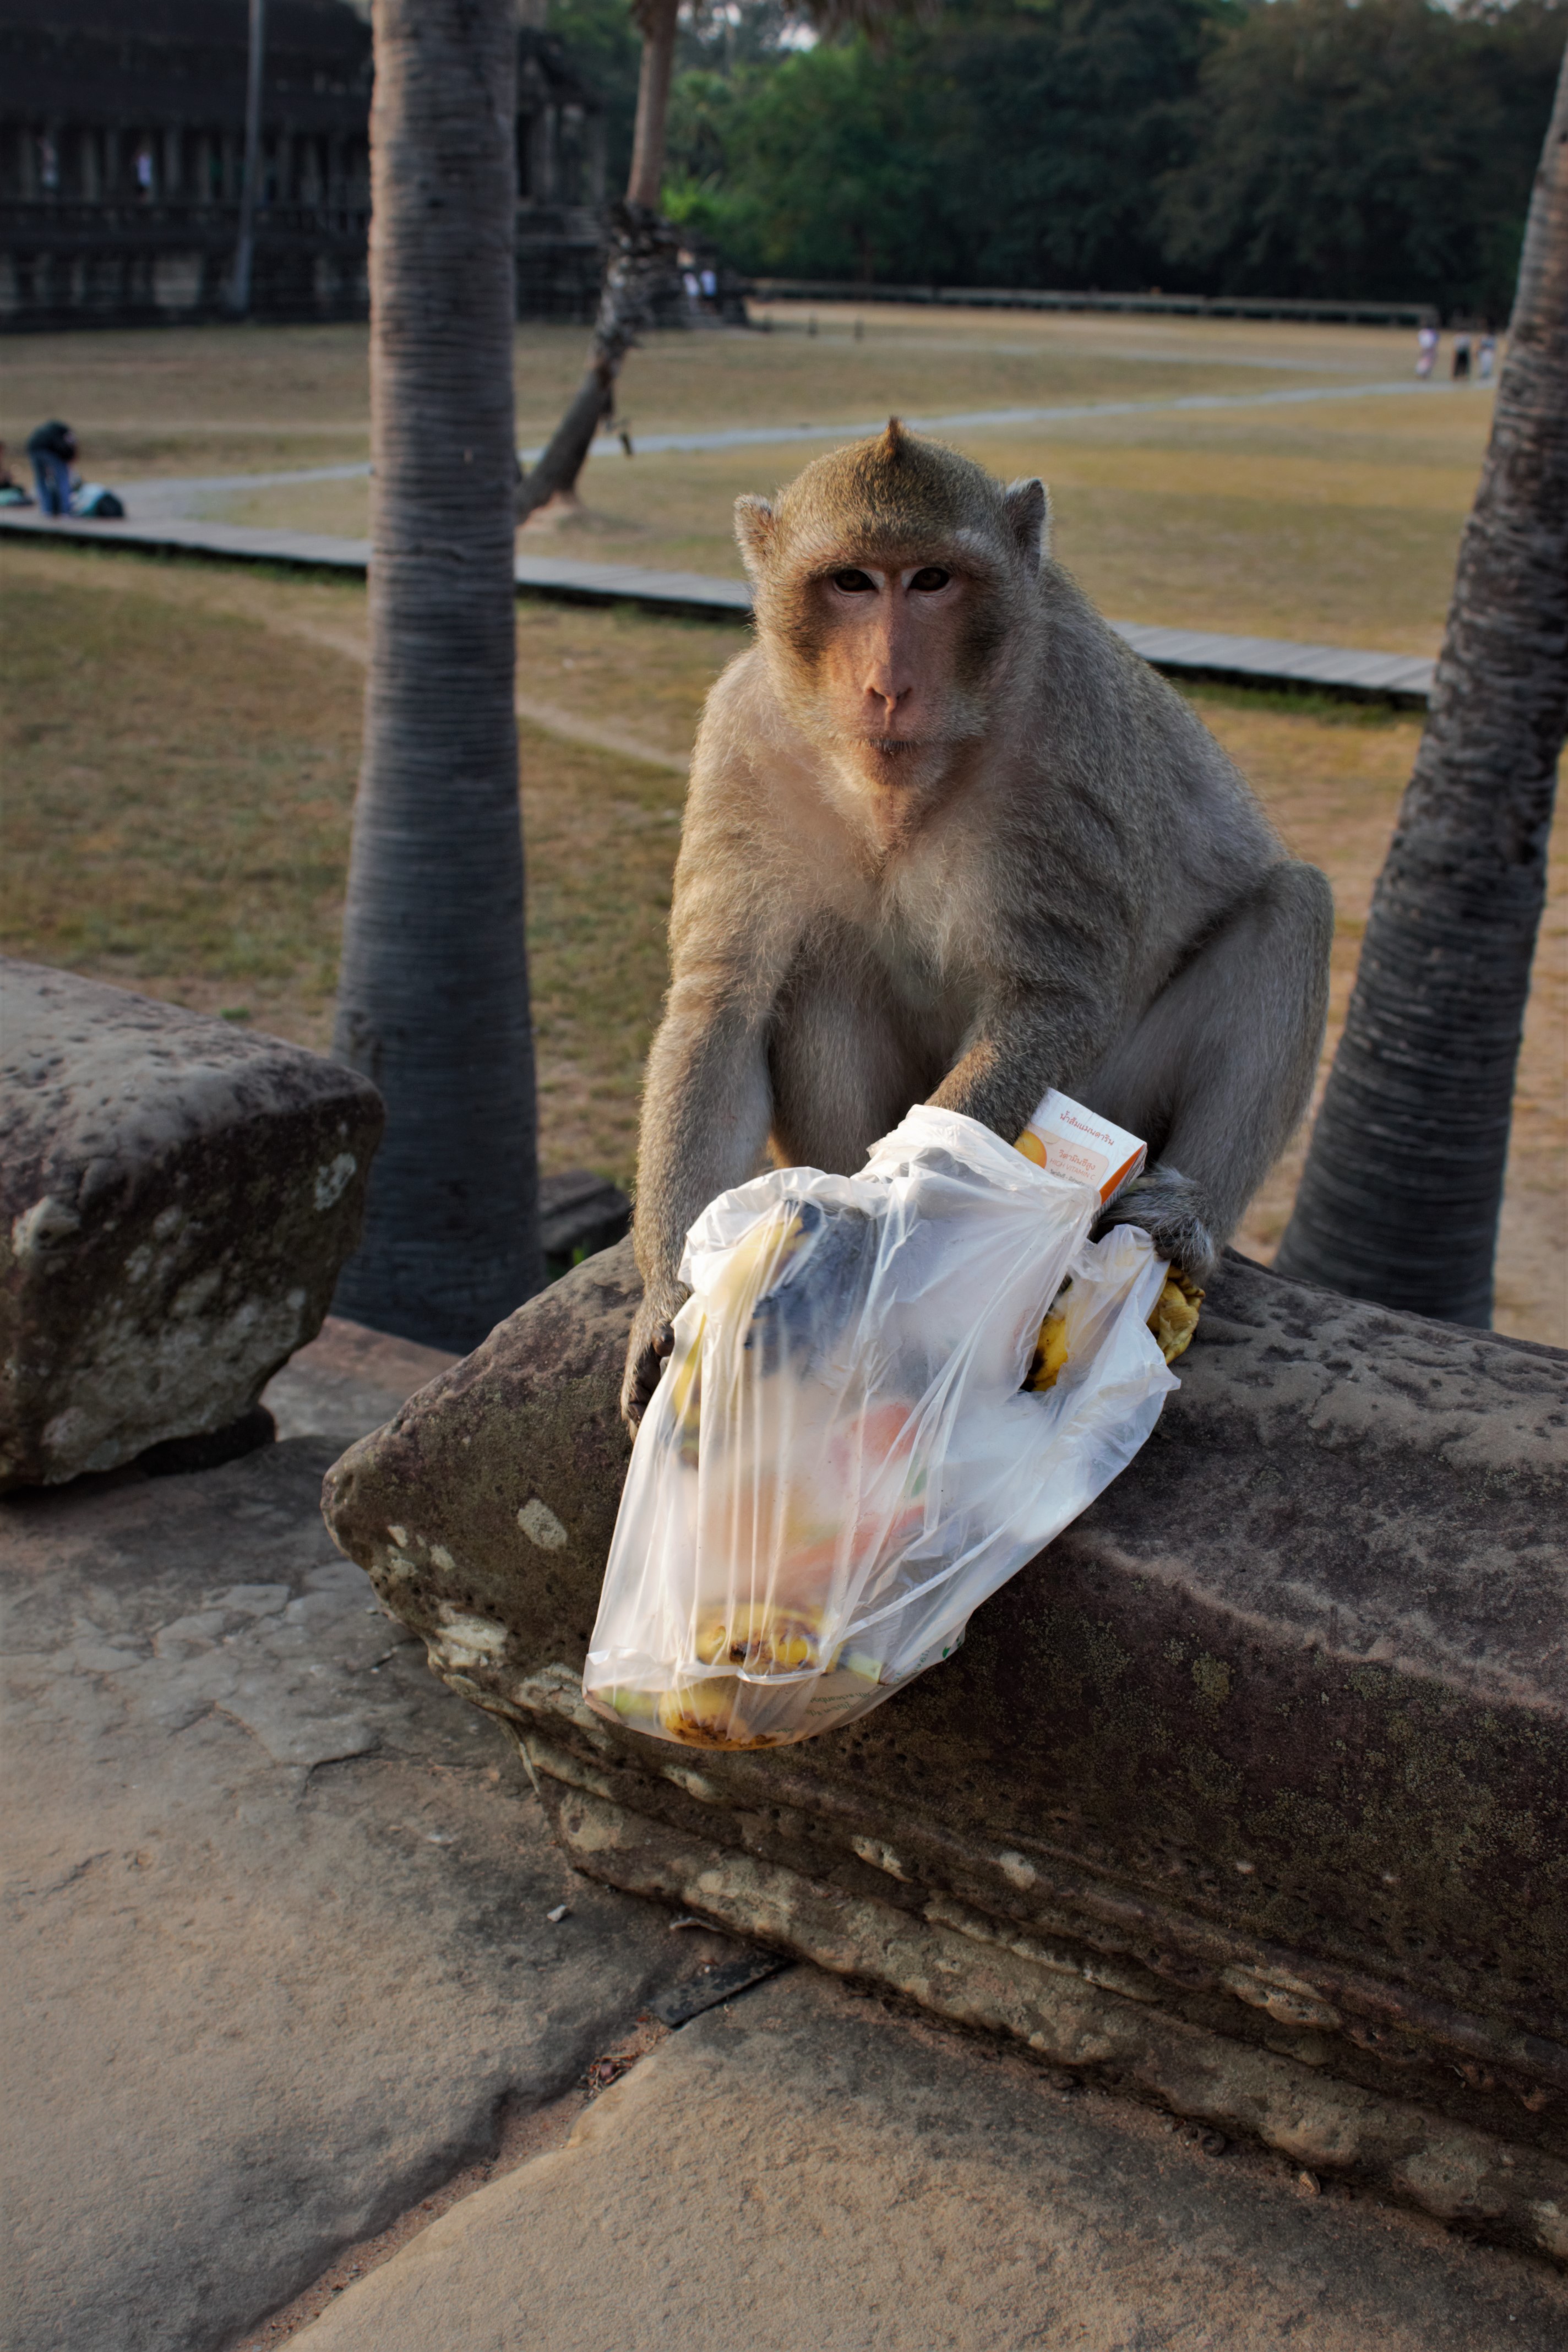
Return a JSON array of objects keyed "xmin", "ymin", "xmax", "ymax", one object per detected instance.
[
  {"xmin": 2, "ymin": 304, "xmax": 1494, "ymax": 653},
  {"xmin": 3, "ymin": 535, "xmax": 1561, "ymax": 1346}
]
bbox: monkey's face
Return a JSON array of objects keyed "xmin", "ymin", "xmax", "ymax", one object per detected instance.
[
  {"xmin": 792, "ymin": 556, "xmax": 999, "ymax": 796},
  {"xmin": 735, "ymin": 422, "xmax": 1047, "ymax": 816}
]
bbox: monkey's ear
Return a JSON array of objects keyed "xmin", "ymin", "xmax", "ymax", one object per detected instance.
[
  {"xmin": 1004, "ymin": 478, "xmax": 1049, "ymax": 578},
  {"xmin": 734, "ymin": 493, "xmax": 777, "ymax": 579}
]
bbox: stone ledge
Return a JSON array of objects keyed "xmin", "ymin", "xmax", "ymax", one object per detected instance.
[
  {"xmin": 527, "ymin": 1761, "xmax": 1568, "ymax": 2263},
  {"xmin": 321, "ymin": 1237, "xmax": 1568, "ymax": 2254},
  {"xmin": 2, "ymin": 959, "xmax": 383, "ymax": 1487}
]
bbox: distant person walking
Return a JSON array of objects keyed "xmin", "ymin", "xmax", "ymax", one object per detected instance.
[
  {"xmin": 1478, "ymin": 331, "xmax": 1498, "ymax": 381},
  {"xmin": 1452, "ymin": 331, "xmax": 1472, "ymax": 380},
  {"xmin": 1415, "ymin": 323, "xmax": 1438, "ymax": 378},
  {"xmin": 26, "ymin": 418, "xmax": 76, "ymax": 514}
]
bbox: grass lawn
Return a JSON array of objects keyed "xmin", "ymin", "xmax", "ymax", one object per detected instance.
[
  {"xmin": 0, "ymin": 303, "xmax": 1419, "ymax": 467},
  {"xmin": 3, "ymin": 537, "xmax": 1561, "ymax": 1346},
  {"xmin": 2, "ymin": 306, "xmax": 1494, "ymax": 656}
]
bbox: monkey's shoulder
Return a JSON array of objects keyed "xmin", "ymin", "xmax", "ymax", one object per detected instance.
[
  {"xmin": 1029, "ymin": 570, "xmax": 1281, "ymax": 821},
  {"xmin": 696, "ymin": 640, "xmax": 771, "ymax": 735},
  {"xmin": 689, "ymin": 646, "xmax": 833, "ymax": 817}
]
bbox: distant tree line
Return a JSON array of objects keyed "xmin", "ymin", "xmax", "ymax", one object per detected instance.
[{"xmin": 550, "ymin": 0, "xmax": 1567, "ymax": 319}]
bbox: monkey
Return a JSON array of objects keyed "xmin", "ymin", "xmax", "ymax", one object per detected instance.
[{"xmin": 622, "ymin": 421, "xmax": 1332, "ymax": 1427}]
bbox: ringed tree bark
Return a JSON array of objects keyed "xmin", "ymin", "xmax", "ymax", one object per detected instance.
[
  {"xmin": 1276, "ymin": 45, "xmax": 1568, "ymax": 1326},
  {"xmin": 518, "ymin": 0, "xmax": 925, "ymax": 522},
  {"xmin": 333, "ymin": 0, "xmax": 543, "ymax": 1353}
]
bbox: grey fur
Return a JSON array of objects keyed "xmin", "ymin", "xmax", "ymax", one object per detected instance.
[{"xmin": 622, "ymin": 434, "xmax": 1332, "ymax": 1425}]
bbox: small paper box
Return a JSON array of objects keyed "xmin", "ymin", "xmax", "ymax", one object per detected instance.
[{"xmin": 1015, "ymin": 1088, "xmax": 1146, "ymax": 1205}]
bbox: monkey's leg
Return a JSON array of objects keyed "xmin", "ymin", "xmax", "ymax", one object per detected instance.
[{"xmin": 1086, "ymin": 859, "xmax": 1332, "ymax": 1280}]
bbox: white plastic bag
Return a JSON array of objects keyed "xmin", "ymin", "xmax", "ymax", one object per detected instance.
[{"xmin": 584, "ymin": 1104, "xmax": 1178, "ymax": 1750}]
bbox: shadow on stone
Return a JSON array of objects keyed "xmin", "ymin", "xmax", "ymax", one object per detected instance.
[
  {"xmin": 539, "ymin": 1170, "xmax": 631, "ymax": 1285},
  {"xmin": 137, "ymin": 1403, "xmax": 278, "ymax": 1479}
]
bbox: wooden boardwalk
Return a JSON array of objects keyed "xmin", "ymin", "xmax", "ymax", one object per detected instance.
[{"xmin": 0, "ymin": 509, "xmax": 1435, "ymax": 705}]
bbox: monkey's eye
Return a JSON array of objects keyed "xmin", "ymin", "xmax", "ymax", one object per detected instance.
[
  {"xmin": 831, "ymin": 568, "xmax": 877, "ymax": 594},
  {"xmin": 908, "ymin": 567, "xmax": 952, "ymax": 593}
]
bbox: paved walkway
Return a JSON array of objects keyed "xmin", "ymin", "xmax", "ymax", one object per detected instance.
[
  {"xmin": 0, "ymin": 508, "xmax": 1436, "ymax": 704},
  {"xmin": 115, "ymin": 375, "xmax": 1471, "ymax": 518},
  {"xmin": 6, "ymin": 1317, "xmax": 1565, "ymax": 2350}
]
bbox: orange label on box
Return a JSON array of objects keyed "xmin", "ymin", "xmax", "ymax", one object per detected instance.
[{"xmin": 1015, "ymin": 1088, "xmax": 1146, "ymax": 1205}]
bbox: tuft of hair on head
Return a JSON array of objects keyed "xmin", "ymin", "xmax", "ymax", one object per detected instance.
[{"xmin": 740, "ymin": 426, "xmax": 1046, "ymax": 601}]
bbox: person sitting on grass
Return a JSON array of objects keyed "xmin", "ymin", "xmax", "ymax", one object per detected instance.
[
  {"xmin": 26, "ymin": 420, "xmax": 77, "ymax": 515},
  {"xmin": 0, "ymin": 442, "xmax": 32, "ymax": 507}
]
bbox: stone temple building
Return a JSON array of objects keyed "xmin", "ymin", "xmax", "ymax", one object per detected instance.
[{"xmin": 0, "ymin": 0, "xmax": 608, "ymax": 328}]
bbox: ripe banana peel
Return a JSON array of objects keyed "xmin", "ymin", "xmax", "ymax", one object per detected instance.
[
  {"xmin": 657, "ymin": 1678, "xmax": 781, "ymax": 1749},
  {"xmin": 695, "ymin": 1600, "xmax": 822, "ymax": 1672},
  {"xmin": 1027, "ymin": 1266, "xmax": 1202, "ymax": 1392},
  {"xmin": 1148, "ymin": 1267, "xmax": 1204, "ymax": 1364}
]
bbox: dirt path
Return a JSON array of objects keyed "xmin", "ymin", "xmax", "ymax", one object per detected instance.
[{"xmin": 213, "ymin": 607, "xmax": 692, "ymax": 776}]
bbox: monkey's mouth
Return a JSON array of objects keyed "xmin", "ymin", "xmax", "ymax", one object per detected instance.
[{"xmin": 864, "ymin": 736, "xmax": 923, "ymax": 758}]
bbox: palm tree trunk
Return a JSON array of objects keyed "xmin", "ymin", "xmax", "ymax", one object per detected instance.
[
  {"xmin": 228, "ymin": 0, "xmax": 266, "ymax": 314},
  {"xmin": 332, "ymin": 0, "xmax": 543, "ymax": 1353},
  {"xmin": 627, "ymin": 0, "xmax": 680, "ymax": 209},
  {"xmin": 516, "ymin": 0, "xmax": 680, "ymax": 522},
  {"xmin": 1275, "ymin": 49, "xmax": 1568, "ymax": 1326}
]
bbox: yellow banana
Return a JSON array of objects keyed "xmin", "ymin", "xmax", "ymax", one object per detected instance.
[
  {"xmin": 1149, "ymin": 1268, "xmax": 1203, "ymax": 1364},
  {"xmin": 694, "ymin": 1600, "xmax": 824, "ymax": 1673},
  {"xmin": 657, "ymin": 1676, "xmax": 780, "ymax": 1749}
]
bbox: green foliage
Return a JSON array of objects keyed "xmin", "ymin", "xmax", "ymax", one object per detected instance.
[
  {"xmin": 548, "ymin": 0, "xmax": 645, "ymax": 192},
  {"xmin": 657, "ymin": 0, "xmax": 1566, "ymax": 315},
  {"xmin": 1160, "ymin": 0, "xmax": 1567, "ymax": 316},
  {"xmin": 667, "ymin": 39, "xmax": 956, "ymax": 280},
  {"xmin": 943, "ymin": 0, "xmax": 1229, "ymax": 291}
]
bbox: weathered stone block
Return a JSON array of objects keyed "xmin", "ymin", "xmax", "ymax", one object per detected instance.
[
  {"xmin": 322, "ymin": 1238, "xmax": 1568, "ymax": 2254},
  {"xmin": 2, "ymin": 959, "xmax": 383, "ymax": 1488}
]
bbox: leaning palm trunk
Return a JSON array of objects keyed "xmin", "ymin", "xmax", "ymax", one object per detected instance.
[
  {"xmin": 517, "ymin": 0, "xmax": 924, "ymax": 523},
  {"xmin": 516, "ymin": 0, "xmax": 680, "ymax": 521},
  {"xmin": 1276, "ymin": 50, "xmax": 1568, "ymax": 1326},
  {"xmin": 516, "ymin": 198, "xmax": 679, "ymax": 521},
  {"xmin": 333, "ymin": 0, "xmax": 543, "ymax": 1351}
]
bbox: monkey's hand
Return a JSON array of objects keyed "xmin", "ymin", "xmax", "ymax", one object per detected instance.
[
  {"xmin": 1093, "ymin": 1166, "xmax": 1218, "ymax": 1286},
  {"xmin": 622, "ymin": 1290, "xmax": 685, "ymax": 1431}
]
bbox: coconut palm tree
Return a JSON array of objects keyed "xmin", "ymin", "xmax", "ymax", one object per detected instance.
[
  {"xmin": 332, "ymin": 0, "xmax": 543, "ymax": 1353},
  {"xmin": 228, "ymin": 0, "xmax": 266, "ymax": 315},
  {"xmin": 518, "ymin": 0, "xmax": 928, "ymax": 522},
  {"xmin": 1275, "ymin": 43, "xmax": 1568, "ymax": 1327}
]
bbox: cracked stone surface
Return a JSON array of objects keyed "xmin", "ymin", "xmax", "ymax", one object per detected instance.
[
  {"xmin": 292, "ymin": 1968, "xmax": 1568, "ymax": 2352},
  {"xmin": 6, "ymin": 1316, "xmax": 1568, "ymax": 2351},
  {"xmin": 1, "ymin": 1328, "xmax": 720, "ymax": 2352}
]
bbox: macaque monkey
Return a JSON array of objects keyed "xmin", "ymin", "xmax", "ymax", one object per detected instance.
[{"xmin": 622, "ymin": 421, "xmax": 1332, "ymax": 1426}]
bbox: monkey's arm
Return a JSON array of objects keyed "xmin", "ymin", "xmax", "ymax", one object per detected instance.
[
  {"xmin": 623, "ymin": 754, "xmax": 805, "ymax": 1428},
  {"xmin": 926, "ymin": 895, "xmax": 1131, "ymax": 1148},
  {"xmin": 624, "ymin": 982, "xmax": 777, "ymax": 1423},
  {"xmin": 1085, "ymin": 859, "xmax": 1333, "ymax": 1281}
]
